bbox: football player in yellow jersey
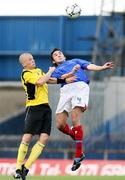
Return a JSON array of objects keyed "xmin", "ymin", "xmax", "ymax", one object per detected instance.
[{"xmin": 14, "ymin": 53, "xmax": 76, "ymax": 180}]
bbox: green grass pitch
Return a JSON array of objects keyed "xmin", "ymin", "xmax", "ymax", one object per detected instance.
[{"xmin": 1, "ymin": 176, "xmax": 125, "ymax": 180}]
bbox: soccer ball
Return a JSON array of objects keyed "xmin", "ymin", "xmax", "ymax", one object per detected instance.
[{"xmin": 65, "ymin": 4, "xmax": 81, "ymax": 18}]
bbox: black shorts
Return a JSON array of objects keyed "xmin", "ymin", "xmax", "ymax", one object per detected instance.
[{"xmin": 24, "ymin": 104, "xmax": 52, "ymax": 135}]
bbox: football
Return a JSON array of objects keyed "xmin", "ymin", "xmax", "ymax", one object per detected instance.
[{"xmin": 65, "ymin": 4, "xmax": 81, "ymax": 18}]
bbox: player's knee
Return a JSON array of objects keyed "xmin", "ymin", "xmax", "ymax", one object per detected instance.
[
  {"xmin": 56, "ymin": 121, "xmax": 64, "ymax": 131},
  {"xmin": 56, "ymin": 122, "xmax": 61, "ymax": 129},
  {"xmin": 39, "ymin": 133, "xmax": 49, "ymax": 143},
  {"xmin": 56, "ymin": 113, "xmax": 67, "ymax": 131},
  {"xmin": 22, "ymin": 134, "xmax": 33, "ymax": 144}
]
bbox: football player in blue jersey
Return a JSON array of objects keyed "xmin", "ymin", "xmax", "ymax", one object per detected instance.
[{"xmin": 50, "ymin": 48, "xmax": 113, "ymax": 171}]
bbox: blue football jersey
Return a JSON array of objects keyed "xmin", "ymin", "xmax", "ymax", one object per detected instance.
[{"xmin": 51, "ymin": 58, "xmax": 91, "ymax": 86}]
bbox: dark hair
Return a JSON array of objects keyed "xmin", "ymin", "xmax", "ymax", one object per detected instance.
[{"xmin": 50, "ymin": 48, "xmax": 61, "ymax": 61}]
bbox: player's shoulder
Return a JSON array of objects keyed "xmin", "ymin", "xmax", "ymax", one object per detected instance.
[
  {"xmin": 21, "ymin": 68, "xmax": 40, "ymax": 78},
  {"xmin": 21, "ymin": 69, "xmax": 32, "ymax": 77},
  {"xmin": 21, "ymin": 70, "xmax": 32, "ymax": 82},
  {"xmin": 35, "ymin": 67, "xmax": 41, "ymax": 71},
  {"xmin": 34, "ymin": 68, "xmax": 45, "ymax": 76},
  {"xmin": 35, "ymin": 67, "xmax": 42, "ymax": 72}
]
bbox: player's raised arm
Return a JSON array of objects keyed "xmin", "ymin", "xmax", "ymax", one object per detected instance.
[
  {"xmin": 87, "ymin": 62, "xmax": 113, "ymax": 71},
  {"xmin": 36, "ymin": 67, "xmax": 55, "ymax": 86}
]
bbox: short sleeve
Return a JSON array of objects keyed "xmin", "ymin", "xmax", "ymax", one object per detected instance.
[
  {"xmin": 23, "ymin": 72, "xmax": 40, "ymax": 84},
  {"xmin": 74, "ymin": 58, "xmax": 91, "ymax": 69}
]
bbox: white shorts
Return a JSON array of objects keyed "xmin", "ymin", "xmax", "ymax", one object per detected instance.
[{"xmin": 56, "ymin": 81, "xmax": 90, "ymax": 114}]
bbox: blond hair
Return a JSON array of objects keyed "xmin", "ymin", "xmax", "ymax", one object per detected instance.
[{"xmin": 19, "ymin": 53, "xmax": 32, "ymax": 64}]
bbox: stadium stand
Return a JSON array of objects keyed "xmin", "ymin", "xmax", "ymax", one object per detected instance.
[
  {"xmin": 0, "ymin": 79, "xmax": 125, "ymax": 160},
  {"xmin": 0, "ymin": 16, "xmax": 125, "ymax": 160}
]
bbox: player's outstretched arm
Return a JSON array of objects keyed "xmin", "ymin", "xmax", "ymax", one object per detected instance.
[{"xmin": 87, "ymin": 62, "xmax": 113, "ymax": 71}]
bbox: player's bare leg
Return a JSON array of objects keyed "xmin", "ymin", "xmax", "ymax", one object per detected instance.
[{"xmin": 56, "ymin": 112, "xmax": 75, "ymax": 139}]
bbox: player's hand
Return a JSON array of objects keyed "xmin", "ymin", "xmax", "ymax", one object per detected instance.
[
  {"xmin": 103, "ymin": 62, "xmax": 113, "ymax": 69},
  {"xmin": 48, "ymin": 67, "xmax": 56, "ymax": 73},
  {"xmin": 66, "ymin": 76, "xmax": 77, "ymax": 83},
  {"xmin": 72, "ymin": 64, "xmax": 80, "ymax": 73}
]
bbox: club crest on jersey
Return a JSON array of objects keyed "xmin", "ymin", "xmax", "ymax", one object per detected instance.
[
  {"xmin": 77, "ymin": 97, "xmax": 81, "ymax": 103},
  {"xmin": 37, "ymin": 72, "xmax": 40, "ymax": 76}
]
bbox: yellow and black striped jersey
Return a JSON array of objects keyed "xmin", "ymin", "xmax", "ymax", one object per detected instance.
[{"xmin": 21, "ymin": 68, "xmax": 49, "ymax": 107}]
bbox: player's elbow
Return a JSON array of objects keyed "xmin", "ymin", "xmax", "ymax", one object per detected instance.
[{"xmin": 36, "ymin": 80, "xmax": 44, "ymax": 86}]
